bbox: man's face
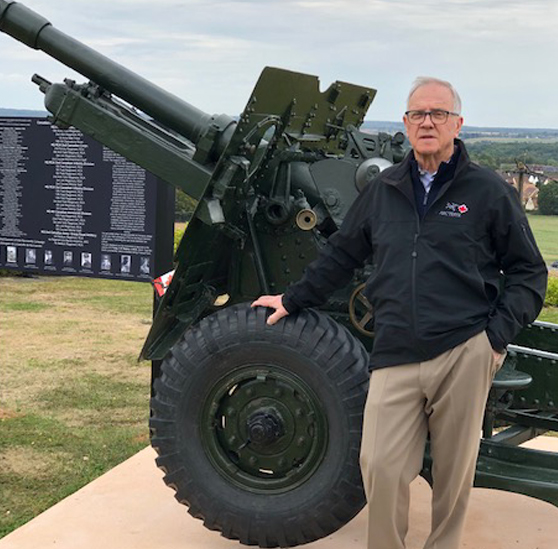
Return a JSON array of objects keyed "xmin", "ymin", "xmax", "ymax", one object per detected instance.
[{"xmin": 403, "ymin": 83, "xmax": 463, "ymax": 164}]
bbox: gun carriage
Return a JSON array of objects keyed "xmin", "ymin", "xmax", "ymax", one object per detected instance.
[{"xmin": 1, "ymin": 1, "xmax": 558, "ymax": 546}]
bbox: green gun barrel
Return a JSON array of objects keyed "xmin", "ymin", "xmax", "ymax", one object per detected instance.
[{"xmin": 0, "ymin": 0, "xmax": 221, "ymax": 146}]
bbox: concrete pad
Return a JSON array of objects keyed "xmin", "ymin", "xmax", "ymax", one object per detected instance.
[{"xmin": 1, "ymin": 438, "xmax": 558, "ymax": 549}]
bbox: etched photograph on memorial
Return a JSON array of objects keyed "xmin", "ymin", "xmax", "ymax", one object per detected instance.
[
  {"xmin": 25, "ymin": 248, "xmax": 36, "ymax": 264},
  {"xmin": 100, "ymin": 253, "xmax": 111, "ymax": 272},
  {"xmin": 63, "ymin": 251, "xmax": 73, "ymax": 266},
  {"xmin": 120, "ymin": 254, "xmax": 131, "ymax": 274},
  {"xmin": 44, "ymin": 249, "xmax": 53, "ymax": 265},
  {"xmin": 140, "ymin": 256, "xmax": 150, "ymax": 275},
  {"xmin": 6, "ymin": 245, "xmax": 16, "ymax": 263},
  {"xmin": 81, "ymin": 252, "xmax": 92, "ymax": 269}
]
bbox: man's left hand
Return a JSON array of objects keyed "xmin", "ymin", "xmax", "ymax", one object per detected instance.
[{"xmin": 492, "ymin": 349, "xmax": 503, "ymax": 364}]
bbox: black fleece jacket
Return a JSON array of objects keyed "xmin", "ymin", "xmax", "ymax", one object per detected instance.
[{"xmin": 282, "ymin": 140, "xmax": 548, "ymax": 370}]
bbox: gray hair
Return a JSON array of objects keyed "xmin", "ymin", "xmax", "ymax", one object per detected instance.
[{"xmin": 407, "ymin": 76, "xmax": 462, "ymax": 114}]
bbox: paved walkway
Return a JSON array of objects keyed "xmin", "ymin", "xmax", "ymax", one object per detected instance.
[{"xmin": 1, "ymin": 438, "xmax": 558, "ymax": 549}]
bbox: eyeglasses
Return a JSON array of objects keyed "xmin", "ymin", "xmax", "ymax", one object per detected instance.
[{"xmin": 405, "ymin": 109, "xmax": 460, "ymax": 125}]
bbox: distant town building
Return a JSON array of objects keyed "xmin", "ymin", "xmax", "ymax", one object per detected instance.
[{"xmin": 498, "ymin": 165, "xmax": 558, "ymax": 210}]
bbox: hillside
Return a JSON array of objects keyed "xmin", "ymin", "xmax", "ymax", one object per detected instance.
[{"xmin": 0, "ymin": 107, "xmax": 47, "ymax": 117}]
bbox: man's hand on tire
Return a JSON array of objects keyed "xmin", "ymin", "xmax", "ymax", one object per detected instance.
[{"xmin": 251, "ymin": 294, "xmax": 289, "ymax": 325}]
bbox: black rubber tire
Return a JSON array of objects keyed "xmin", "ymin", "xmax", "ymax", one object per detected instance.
[{"xmin": 150, "ymin": 303, "xmax": 369, "ymax": 547}]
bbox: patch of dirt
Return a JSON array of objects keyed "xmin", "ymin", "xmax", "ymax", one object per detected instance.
[
  {"xmin": 0, "ymin": 446, "xmax": 72, "ymax": 479},
  {"xmin": 132, "ymin": 432, "xmax": 150, "ymax": 445},
  {"xmin": 49, "ymin": 401, "xmax": 149, "ymax": 430},
  {"xmin": 0, "ymin": 408, "xmax": 24, "ymax": 420}
]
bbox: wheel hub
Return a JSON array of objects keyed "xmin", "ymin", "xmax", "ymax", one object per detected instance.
[
  {"xmin": 201, "ymin": 365, "xmax": 328, "ymax": 493},
  {"xmin": 246, "ymin": 410, "xmax": 284, "ymax": 446}
]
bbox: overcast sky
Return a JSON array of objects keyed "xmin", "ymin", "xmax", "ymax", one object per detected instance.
[{"xmin": 1, "ymin": 0, "xmax": 557, "ymax": 128}]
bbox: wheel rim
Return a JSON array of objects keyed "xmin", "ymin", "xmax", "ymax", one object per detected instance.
[
  {"xmin": 201, "ymin": 365, "xmax": 328, "ymax": 493},
  {"xmin": 349, "ymin": 282, "xmax": 375, "ymax": 337}
]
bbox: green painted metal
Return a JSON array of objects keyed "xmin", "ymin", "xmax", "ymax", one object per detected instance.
[
  {"xmin": 504, "ymin": 346, "xmax": 558, "ymax": 413},
  {"xmin": 201, "ymin": 365, "xmax": 328, "ymax": 493},
  {"xmin": 2, "ymin": 0, "xmax": 558, "ymax": 532},
  {"xmin": 422, "ymin": 439, "xmax": 558, "ymax": 507},
  {"xmin": 512, "ymin": 320, "xmax": 558, "ymax": 353},
  {"xmin": 33, "ymin": 77, "xmax": 213, "ymax": 200},
  {"xmin": 139, "ymin": 67, "xmax": 401, "ymax": 360},
  {"xmin": 475, "ymin": 440, "xmax": 558, "ymax": 507}
]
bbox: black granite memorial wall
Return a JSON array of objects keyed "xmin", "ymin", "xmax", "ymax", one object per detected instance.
[{"xmin": 0, "ymin": 116, "xmax": 174, "ymax": 281}]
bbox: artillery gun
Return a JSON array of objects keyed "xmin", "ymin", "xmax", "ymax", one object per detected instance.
[{"xmin": 1, "ymin": 2, "xmax": 558, "ymax": 547}]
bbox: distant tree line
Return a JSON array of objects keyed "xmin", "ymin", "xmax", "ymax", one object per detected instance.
[{"xmin": 465, "ymin": 141, "xmax": 558, "ymax": 171}]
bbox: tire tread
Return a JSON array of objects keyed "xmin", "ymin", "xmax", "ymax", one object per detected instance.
[{"xmin": 150, "ymin": 303, "xmax": 369, "ymax": 547}]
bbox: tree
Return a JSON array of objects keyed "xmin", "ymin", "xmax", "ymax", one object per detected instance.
[
  {"xmin": 538, "ymin": 180, "xmax": 558, "ymax": 215},
  {"xmin": 175, "ymin": 189, "xmax": 197, "ymax": 221}
]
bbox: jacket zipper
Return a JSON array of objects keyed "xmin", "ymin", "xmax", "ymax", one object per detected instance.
[
  {"xmin": 411, "ymin": 181, "xmax": 454, "ymax": 348},
  {"xmin": 390, "ymin": 171, "xmax": 457, "ymax": 358},
  {"xmin": 391, "ymin": 186, "xmax": 423, "ymax": 354},
  {"xmin": 411, "ymin": 217, "xmax": 421, "ymax": 352}
]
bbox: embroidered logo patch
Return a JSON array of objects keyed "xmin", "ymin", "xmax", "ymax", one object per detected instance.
[{"xmin": 439, "ymin": 202, "xmax": 469, "ymax": 218}]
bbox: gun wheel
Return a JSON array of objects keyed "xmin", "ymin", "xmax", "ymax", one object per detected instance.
[
  {"xmin": 150, "ymin": 303, "xmax": 369, "ymax": 547},
  {"xmin": 349, "ymin": 282, "xmax": 375, "ymax": 337}
]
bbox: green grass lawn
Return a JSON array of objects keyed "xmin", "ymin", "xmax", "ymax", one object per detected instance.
[
  {"xmin": 527, "ymin": 214, "xmax": 558, "ymax": 264},
  {"xmin": 525, "ymin": 214, "xmax": 558, "ymax": 320},
  {"xmin": 539, "ymin": 307, "xmax": 558, "ymax": 323},
  {"xmin": 0, "ymin": 276, "xmax": 153, "ymax": 538}
]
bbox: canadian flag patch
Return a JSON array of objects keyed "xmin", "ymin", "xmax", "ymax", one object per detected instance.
[{"xmin": 439, "ymin": 202, "xmax": 470, "ymax": 218}]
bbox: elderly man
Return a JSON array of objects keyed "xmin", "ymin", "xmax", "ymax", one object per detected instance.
[{"xmin": 252, "ymin": 77, "xmax": 547, "ymax": 549}]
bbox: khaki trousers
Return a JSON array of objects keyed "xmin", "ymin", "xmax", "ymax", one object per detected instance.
[{"xmin": 359, "ymin": 331, "xmax": 504, "ymax": 549}]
